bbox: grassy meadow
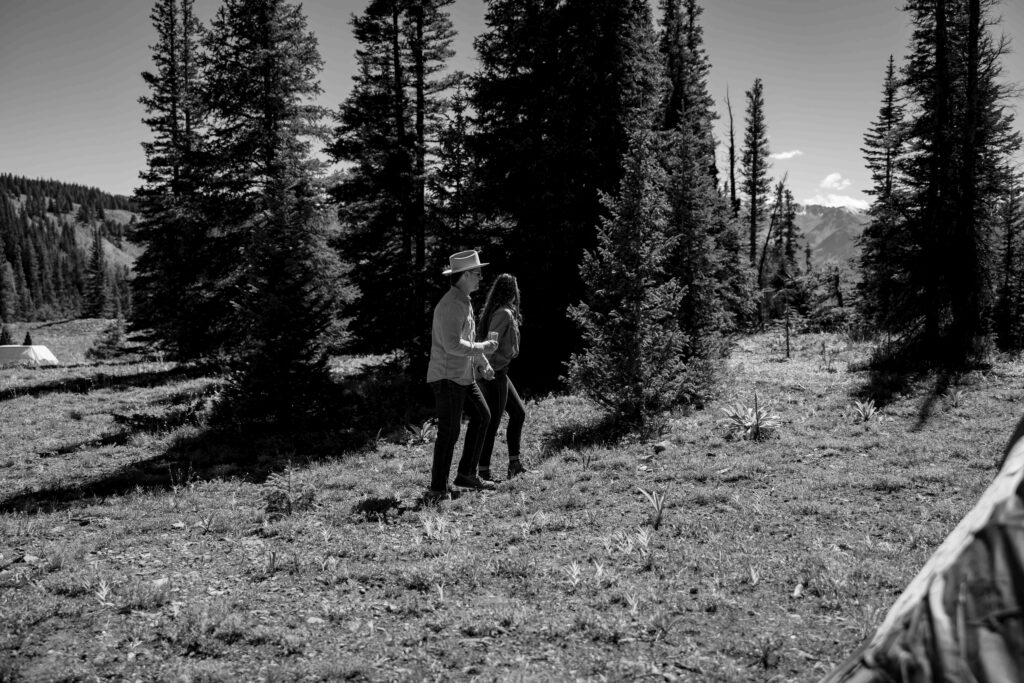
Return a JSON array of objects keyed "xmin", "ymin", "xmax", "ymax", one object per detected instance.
[{"xmin": 1, "ymin": 320, "xmax": 1022, "ymax": 682}]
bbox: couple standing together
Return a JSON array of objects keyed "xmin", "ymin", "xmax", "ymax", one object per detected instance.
[{"xmin": 425, "ymin": 250, "xmax": 531, "ymax": 500}]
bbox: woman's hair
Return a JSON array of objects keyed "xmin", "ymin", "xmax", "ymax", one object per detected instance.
[{"xmin": 478, "ymin": 273, "xmax": 522, "ymax": 340}]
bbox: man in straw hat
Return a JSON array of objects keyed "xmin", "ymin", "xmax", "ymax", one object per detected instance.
[{"xmin": 425, "ymin": 250, "xmax": 500, "ymax": 501}]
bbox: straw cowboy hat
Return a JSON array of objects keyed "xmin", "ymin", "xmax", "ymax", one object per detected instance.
[{"xmin": 442, "ymin": 250, "xmax": 489, "ymax": 276}]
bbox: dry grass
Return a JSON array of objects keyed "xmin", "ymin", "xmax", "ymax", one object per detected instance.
[{"xmin": 1, "ymin": 323, "xmax": 1021, "ymax": 681}]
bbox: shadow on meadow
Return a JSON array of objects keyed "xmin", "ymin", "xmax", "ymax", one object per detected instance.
[
  {"xmin": 0, "ymin": 363, "xmax": 210, "ymax": 402},
  {"xmin": 0, "ymin": 359, "xmax": 429, "ymax": 516},
  {"xmin": 539, "ymin": 410, "xmax": 631, "ymax": 457}
]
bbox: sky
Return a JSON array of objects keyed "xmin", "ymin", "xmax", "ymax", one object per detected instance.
[{"xmin": 2, "ymin": 0, "xmax": 1023, "ymax": 210}]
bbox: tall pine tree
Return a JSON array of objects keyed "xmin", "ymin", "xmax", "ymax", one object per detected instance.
[
  {"xmin": 568, "ymin": 126, "xmax": 687, "ymax": 429},
  {"xmin": 994, "ymin": 177, "xmax": 1024, "ymax": 349},
  {"xmin": 133, "ymin": 0, "xmax": 208, "ymax": 356},
  {"xmin": 329, "ymin": 0, "xmax": 457, "ymax": 385},
  {"xmin": 858, "ymin": 56, "xmax": 908, "ymax": 334},
  {"xmin": 197, "ymin": 0, "xmax": 350, "ymax": 427},
  {"xmin": 740, "ymin": 78, "xmax": 771, "ymax": 268},
  {"xmin": 472, "ymin": 0, "xmax": 663, "ymax": 391},
  {"xmin": 85, "ymin": 227, "xmax": 109, "ymax": 318},
  {"xmin": 658, "ymin": 0, "xmax": 749, "ymax": 390},
  {"xmin": 880, "ymin": 0, "xmax": 1021, "ymax": 364}
]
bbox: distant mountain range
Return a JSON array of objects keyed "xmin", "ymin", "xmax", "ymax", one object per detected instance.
[{"xmin": 793, "ymin": 204, "xmax": 870, "ymax": 266}]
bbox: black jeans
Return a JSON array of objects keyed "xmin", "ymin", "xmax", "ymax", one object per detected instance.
[
  {"xmin": 478, "ymin": 369, "xmax": 526, "ymax": 473},
  {"xmin": 429, "ymin": 379, "xmax": 491, "ymax": 491}
]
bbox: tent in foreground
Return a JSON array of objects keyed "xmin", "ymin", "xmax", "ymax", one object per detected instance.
[
  {"xmin": 820, "ymin": 417, "xmax": 1024, "ymax": 682},
  {"xmin": 0, "ymin": 345, "xmax": 60, "ymax": 367}
]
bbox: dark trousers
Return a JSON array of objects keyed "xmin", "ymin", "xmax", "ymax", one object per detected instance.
[
  {"xmin": 478, "ymin": 369, "xmax": 526, "ymax": 472},
  {"xmin": 429, "ymin": 379, "xmax": 491, "ymax": 491}
]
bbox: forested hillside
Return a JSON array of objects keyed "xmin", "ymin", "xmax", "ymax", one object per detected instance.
[{"xmin": 0, "ymin": 173, "xmax": 136, "ymax": 323}]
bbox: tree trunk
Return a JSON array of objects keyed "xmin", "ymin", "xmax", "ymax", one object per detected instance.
[
  {"xmin": 726, "ymin": 89, "xmax": 739, "ymax": 218},
  {"xmin": 952, "ymin": 0, "xmax": 981, "ymax": 356},
  {"xmin": 923, "ymin": 0, "xmax": 950, "ymax": 356},
  {"xmin": 410, "ymin": 1, "xmax": 429, "ymax": 386}
]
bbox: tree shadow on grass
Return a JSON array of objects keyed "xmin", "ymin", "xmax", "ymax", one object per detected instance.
[
  {"xmin": 852, "ymin": 335, "xmax": 990, "ymax": 431},
  {"xmin": 0, "ymin": 360, "xmax": 421, "ymax": 515},
  {"xmin": 36, "ymin": 399, "xmax": 214, "ymax": 458},
  {"xmin": 1, "ymin": 422, "xmax": 370, "ymax": 516},
  {"xmin": 538, "ymin": 410, "xmax": 632, "ymax": 459},
  {"xmin": 0, "ymin": 363, "xmax": 211, "ymax": 403}
]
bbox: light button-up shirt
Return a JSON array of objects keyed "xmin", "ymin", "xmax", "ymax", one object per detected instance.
[{"xmin": 426, "ymin": 287, "xmax": 488, "ymax": 385}]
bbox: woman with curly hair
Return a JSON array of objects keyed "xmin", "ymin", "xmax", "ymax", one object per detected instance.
[{"xmin": 476, "ymin": 273, "xmax": 531, "ymax": 480}]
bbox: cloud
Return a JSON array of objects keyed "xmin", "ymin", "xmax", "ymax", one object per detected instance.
[
  {"xmin": 802, "ymin": 193, "xmax": 870, "ymax": 211},
  {"xmin": 770, "ymin": 150, "xmax": 803, "ymax": 160},
  {"xmin": 819, "ymin": 172, "xmax": 852, "ymax": 191},
  {"xmin": 805, "ymin": 172, "xmax": 867, "ymax": 209}
]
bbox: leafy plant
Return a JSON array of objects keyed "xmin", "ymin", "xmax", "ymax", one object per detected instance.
[
  {"xmin": 562, "ymin": 561, "xmax": 582, "ymax": 590},
  {"xmin": 852, "ymin": 398, "xmax": 878, "ymax": 422},
  {"xmin": 945, "ymin": 388, "xmax": 967, "ymax": 409},
  {"xmin": 720, "ymin": 393, "xmax": 780, "ymax": 440},
  {"xmin": 636, "ymin": 487, "xmax": 666, "ymax": 529},
  {"xmin": 406, "ymin": 419, "xmax": 437, "ymax": 445}
]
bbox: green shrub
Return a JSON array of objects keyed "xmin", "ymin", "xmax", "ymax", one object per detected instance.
[{"xmin": 86, "ymin": 318, "xmax": 127, "ymax": 360}]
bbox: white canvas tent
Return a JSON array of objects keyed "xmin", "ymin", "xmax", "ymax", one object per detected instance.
[
  {"xmin": 821, "ymin": 416, "xmax": 1024, "ymax": 682},
  {"xmin": 0, "ymin": 345, "xmax": 59, "ymax": 367}
]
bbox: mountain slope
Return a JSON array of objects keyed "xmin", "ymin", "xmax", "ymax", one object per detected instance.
[
  {"xmin": 793, "ymin": 204, "xmax": 870, "ymax": 266},
  {"xmin": 0, "ymin": 173, "xmax": 138, "ymax": 320}
]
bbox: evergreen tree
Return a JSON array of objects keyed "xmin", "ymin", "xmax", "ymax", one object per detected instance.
[
  {"xmin": 75, "ymin": 203, "xmax": 92, "ymax": 224},
  {"xmin": 994, "ymin": 176, "xmax": 1024, "ymax": 350},
  {"xmin": 725, "ymin": 87, "xmax": 740, "ymax": 218},
  {"xmin": 22, "ymin": 331, "xmax": 33, "ymax": 345},
  {"xmin": 133, "ymin": 0, "xmax": 207, "ymax": 354},
  {"xmin": 0, "ymin": 260, "xmax": 16, "ymax": 322},
  {"xmin": 430, "ymin": 74, "xmax": 483, "ymax": 258},
  {"xmin": 761, "ymin": 181, "xmax": 800, "ymax": 288},
  {"xmin": 328, "ymin": 0, "xmax": 457, "ymax": 382},
  {"xmin": 777, "ymin": 187, "xmax": 799, "ymax": 278},
  {"xmin": 212, "ymin": 180, "xmax": 352, "ymax": 427},
  {"xmin": 87, "ymin": 317, "xmax": 127, "ymax": 360},
  {"xmin": 0, "ymin": 325, "xmax": 12, "ymax": 345},
  {"xmin": 858, "ymin": 56, "xmax": 908, "ymax": 333},
  {"xmin": 198, "ymin": 0, "xmax": 351, "ymax": 427},
  {"xmin": 86, "ymin": 227, "xmax": 109, "ymax": 317},
  {"xmin": 13, "ymin": 249, "xmax": 33, "ymax": 319},
  {"xmin": 740, "ymin": 77, "xmax": 771, "ymax": 267},
  {"xmin": 568, "ymin": 127, "xmax": 687, "ymax": 429},
  {"xmin": 658, "ymin": 0, "xmax": 717, "ymax": 180},
  {"xmin": 472, "ymin": 0, "xmax": 662, "ymax": 391},
  {"xmin": 658, "ymin": 0, "xmax": 749, "ymax": 379},
  {"xmin": 884, "ymin": 0, "xmax": 1020, "ymax": 363},
  {"xmin": 406, "ymin": 0, "xmax": 459, "ymax": 380}
]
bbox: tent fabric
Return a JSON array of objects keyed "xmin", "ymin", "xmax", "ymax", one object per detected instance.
[
  {"xmin": 0, "ymin": 345, "xmax": 59, "ymax": 367},
  {"xmin": 820, "ymin": 418, "xmax": 1024, "ymax": 683}
]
